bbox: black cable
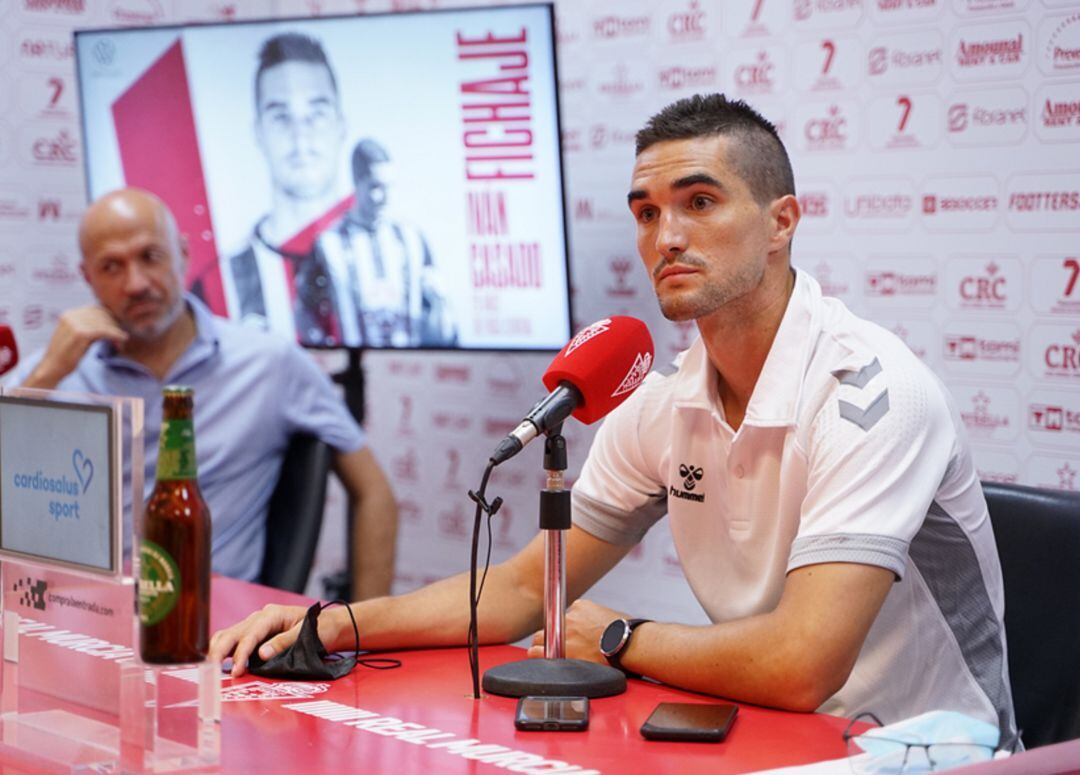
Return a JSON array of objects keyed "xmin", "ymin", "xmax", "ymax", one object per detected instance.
[{"xmin": 467, "ymin": 460, "xmax": 502, "ymax": 699}]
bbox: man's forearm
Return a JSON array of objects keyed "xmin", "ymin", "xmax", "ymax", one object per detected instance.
[
  {"xmin": 337, "ymin": 557, "xmax": 545, "ymax": 653},
  {"xmin": 616, "ymin": 616, "xmax": 842, "ymax": 712},
  {"xmin": 351, "ymin": 491, "xmax": 397, "ymax": 600}
]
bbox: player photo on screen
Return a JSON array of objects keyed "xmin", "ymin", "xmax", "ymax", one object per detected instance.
[{"xmin": 76, "ymin": 5, "xmax": 570, "ymax": 351}]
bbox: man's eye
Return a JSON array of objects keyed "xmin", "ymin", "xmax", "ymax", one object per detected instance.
[
  {"xmin": 637, "ymin": 207, "xmax": 657, "ymax": 223},
  {"xmin": 690, "ymin": 195, "xmax": 712, "ymax": 210}
]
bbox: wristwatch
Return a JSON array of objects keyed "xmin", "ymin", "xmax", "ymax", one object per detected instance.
[{"xmin": 599, "ymin": 618, "xmax": 652, "ymax": 674}]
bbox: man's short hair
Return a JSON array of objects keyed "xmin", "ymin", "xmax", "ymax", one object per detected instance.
[
  {"xmin": 255, "ymin": 32, "xmax": 338, "ymax": 110},
  {"xmin": 351, "ymin": 138, "xmax": 390, "ymax": 183},
  {"xmin": 635, "ymin": 93, "xmax": 795, "ymax": 205}
]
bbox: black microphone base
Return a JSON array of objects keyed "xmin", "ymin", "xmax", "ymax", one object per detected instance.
[{"xmin": 482, "ymin": 658, "xmax": 626, "ymax": 698}]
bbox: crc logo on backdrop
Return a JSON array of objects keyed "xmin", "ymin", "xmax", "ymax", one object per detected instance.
[
  {"xmin": 1035, "ymin": 83, "xmax": 1080, "ymax": 143},
  {"xmin": 946, "ymin": 87, "xmax": 1028, "ymax": 146},
  {"xmin": 658, "ymin": 63, "xmax": 718, "ymax": 92},
  {"xmin": 951, "ymin": 22, "xmax": 1029, "ymax": 80},
  {"xmin": 606, "ymin": 257, "xmax": 637, "ymax": 299},
  {"xmin": 27, "ymin": 128, "xmax": 78, "ymax": 167},
  {"xmin": 594, "ymin": 63, "xmax": 646, "ymax": 100},
  {"xmin": 958, "ymin": 389, "xmax": 1013, "ymax": 437},
  {"xmin": 1030, "ymin": 256, "xmax": 1080, "ymax": 316},
  {"xmin": 12, "ymin": 577, "xmax": 48, "ymax": 611},
  {"xmin": 1036, "ymin": 327, "xmax": 1080, "ymax": 380},
  {"xmin": 110, "ymin": 0, "xmax": 165, "ymax": 24},
  {"xmin": 950, "ymin": 259, "xmax": 1016, "ymax": 311},
  {"xmin": 1039, "ymin": 12, "xmax": 1080, "ymax": 75},
  {"xmin": 867, "ymin": 36, "xmax": 943, "ymax": 83},
  {"xmin": 730, "ymin": 48, "xmax": 782, "ymax": 95},
  {"xmin": 592, "ymin": 11, "xmax": 651, "ymax": 41},
  {"xmin": 801, "ymin": 103, "xmax": 856, "ymax": 151},
  {"xmin": 30, "ymin": 252, "xmax": 80, "ymax": 287},
  {"xmin": 18, "ymin": 30, "xmax": 74, "ymax": 63},
  {"xmin": 665, "ymin": 1, "xmax": 711, "ymax": 44}
]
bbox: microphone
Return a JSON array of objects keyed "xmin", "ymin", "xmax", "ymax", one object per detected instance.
[
  {"xmin": 490, "ymin": 316, "xmax": 654, "ymax": 465},
  {"xmin": 0, "ymin": 325, "xmax": 18, "ymax": 378}
]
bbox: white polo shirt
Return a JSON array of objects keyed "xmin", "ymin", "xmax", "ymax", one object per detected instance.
[{"xmin": 574, "ymin": 269, "xmax": 1016, "ymax": 737}]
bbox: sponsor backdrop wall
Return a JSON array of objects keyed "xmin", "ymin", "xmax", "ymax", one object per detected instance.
[{"xmin": 2, "ymin": 0, "xmax": 1077, "ymax": 626}]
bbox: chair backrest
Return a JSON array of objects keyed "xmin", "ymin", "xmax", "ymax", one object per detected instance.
[
  {"xmin": 259, "ymin": 434, "xmax": 333, "ymax": 593},
  {"xmin": 983, "ymin": 481, "xmax": 1080, "ymax": 749}
]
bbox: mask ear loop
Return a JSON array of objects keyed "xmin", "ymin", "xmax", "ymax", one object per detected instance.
[{"xmin": 322, "ymin": 600, "xmax": 402, "ymax": 671}]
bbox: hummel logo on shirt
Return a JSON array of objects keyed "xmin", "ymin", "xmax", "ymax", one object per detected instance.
[{"xmin": 670, "ymin": 463, "xmax": 706, "ymax": 502}]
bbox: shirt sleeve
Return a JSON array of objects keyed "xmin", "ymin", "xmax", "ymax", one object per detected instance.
[
  {"xmin": 789, "ymin": 359, "xmax": 956, "ymax": 579},
  {"xmin": 573, "ymin": 377, "xmax": 667, "ymax": 546},
  {"xmin": 280, "ymin": 347, "xmax": 366, "ymax": 454}
]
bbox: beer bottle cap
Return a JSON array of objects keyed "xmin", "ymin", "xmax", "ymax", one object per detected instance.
[{"xmin": 162, "ymin": 385, "xmax": 193, "ymax": 396}]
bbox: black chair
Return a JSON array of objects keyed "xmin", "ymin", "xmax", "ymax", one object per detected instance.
[
  {"xmin": 258, "ymin": 434, "xmax": 333, "ymax": 593},
  {"xmin": 983, "ymin": 481, "xmax": 1080, "ymax": 749}
]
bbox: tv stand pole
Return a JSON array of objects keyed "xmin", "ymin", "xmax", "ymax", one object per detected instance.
[{"xmin": 328, "ymin": 347, "xmax": 366, "ymax": 599}]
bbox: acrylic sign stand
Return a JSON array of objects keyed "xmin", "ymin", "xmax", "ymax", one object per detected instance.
[{"xmin": 0, "ymin": 387, "xmax": 220, "ymax": 773}]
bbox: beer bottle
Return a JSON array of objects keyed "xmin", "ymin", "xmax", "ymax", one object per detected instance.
[{"xmin": 139, "ymin": 385, "xmax": 211, "ymax": 664}]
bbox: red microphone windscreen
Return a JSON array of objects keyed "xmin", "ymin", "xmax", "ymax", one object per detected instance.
[
  {"xmin": 542, "ymin": 316, "xmax": 654, "ymax": 424},
  {"xmin": 0, "ymin": 325, "xmax": 18, "ymax": 377}
]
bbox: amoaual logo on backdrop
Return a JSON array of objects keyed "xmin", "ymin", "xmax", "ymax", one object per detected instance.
[{"xmin": 956, "ymin": 33, "xmax": 1024, "ymax": 67}]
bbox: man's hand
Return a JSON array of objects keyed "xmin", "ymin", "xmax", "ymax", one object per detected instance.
[
  {"xmin": 527, "ymin": 598, "xmax": 630, "ymax": 664},
  {"xmin": 23, "ymin": 306, "xmax": 128, "ymax": 389},
  {"xmin": 209, "ymin": 603, "xmax": 348, "ymax": 678}
]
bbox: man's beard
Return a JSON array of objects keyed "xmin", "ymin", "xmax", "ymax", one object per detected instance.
[
  {"xmin": 122, "ymin": 295, "xmax": 185, "ymax": 342},
  {"xmin": 654, "ymin": 256, "xmax": 765, "ymax": 322}
]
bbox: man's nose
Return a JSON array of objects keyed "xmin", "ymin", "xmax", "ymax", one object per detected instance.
[
  {"xmin": 656, "ymin": 211, "xmax": 687, "ymax": 258},
  {"xmin": 123, "ymin": 263, "xmax": 151, "ymax": 295}
]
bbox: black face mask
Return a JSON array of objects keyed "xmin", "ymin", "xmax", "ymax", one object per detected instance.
[{"xmin": 246, "ymin": 600, "xmax": 401, "ymax": 680}]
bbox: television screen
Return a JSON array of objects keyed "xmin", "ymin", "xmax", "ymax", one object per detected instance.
[{"xmin": 75, "ymin": 4, "xmax": 570, "ymax": 351}]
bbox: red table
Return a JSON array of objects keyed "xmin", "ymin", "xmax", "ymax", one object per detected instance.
[{"xmin": 211, "ymin": 576, "xmax": 856, "ymax": 774}]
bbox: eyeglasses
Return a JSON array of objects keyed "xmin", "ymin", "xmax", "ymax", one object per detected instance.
[{"xmin": 843, "ymin": 712, "xmax": 1014, "ymax": 773}]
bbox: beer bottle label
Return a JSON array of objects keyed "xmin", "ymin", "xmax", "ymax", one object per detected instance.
[
  {"xmin": 139, "ymin": 539, "xmax": 181, "ymax": 626},
  {"xmin": 157, "ymin": 419, "xmax": 197, "ymax": 480}
]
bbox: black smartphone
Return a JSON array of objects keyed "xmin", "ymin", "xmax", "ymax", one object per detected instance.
[
  {"xmin": 640, "ymin": 702, "xmax": 738, "ymax": 742},
  {"xmin": 514, "ymin": 696, "xmax": 590, "ymax": 732}
]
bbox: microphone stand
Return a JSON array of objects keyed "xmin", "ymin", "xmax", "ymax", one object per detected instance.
[{"xmin": 481, "ymin": 427, "xmax": 626, "ymax": 698}]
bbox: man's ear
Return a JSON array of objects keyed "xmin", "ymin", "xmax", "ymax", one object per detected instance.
[{"xmin": 769, "ymin": 194, "xmax": 800, "ymax": 251}]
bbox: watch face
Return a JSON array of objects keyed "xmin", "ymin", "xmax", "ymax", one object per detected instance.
[{"xmin": 600, "ymin": 619, "xmax": 627, "ymax": 657}]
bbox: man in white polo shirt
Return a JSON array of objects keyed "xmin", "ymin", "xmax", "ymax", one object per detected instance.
[{"xmin": 211, "ymin": 94, "xmax": 1016, "ymax": 741}]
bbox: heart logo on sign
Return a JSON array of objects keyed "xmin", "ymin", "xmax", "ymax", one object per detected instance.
[{"xmin": 72, "ymin": 449, "xmax": 93, "ymax": 494}]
